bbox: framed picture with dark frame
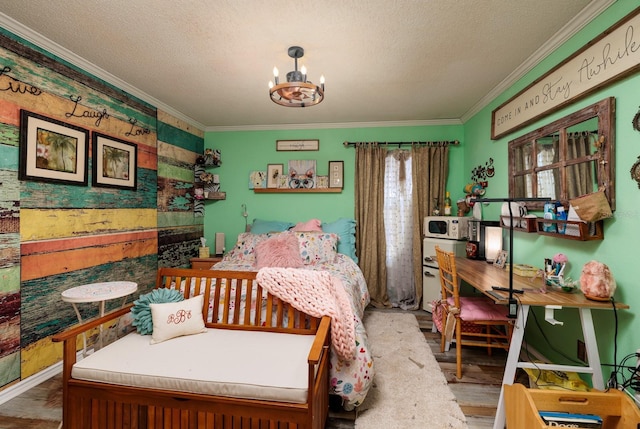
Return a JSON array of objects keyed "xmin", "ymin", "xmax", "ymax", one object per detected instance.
[
  {"xmin": 92, "ymin": 132, "xmax": 137, "ymax": 190},
  {"xmin": 267, "ymin": 163, "xmax": 283, "ymax": 188},
  {"xmin": 328, "ymin": 161, "xmax": 344, "ymax": 188},
  {"xmin": 19, "ymin": 109, "xmax": 90, "ymax": 186}
]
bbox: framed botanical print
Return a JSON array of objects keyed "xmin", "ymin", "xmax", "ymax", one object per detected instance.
[
  {"xmin": 92, "ymin": 132, "xmax": 137, "ymax": 190},
  {"xmin": 19, "ymin": 110, "xmax": 89, "ymax": 186},
  {"xmin": 267, "ymin": 164, "xmax": 283, "ymax": 188},
  {"xmin": 329, "ymin": 161, "xmax": 344, "ymax": 189}
]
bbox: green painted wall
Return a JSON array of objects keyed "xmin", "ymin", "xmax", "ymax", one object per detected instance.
[
  {"xmin": 204, "ymin": 125, "xmax": 464, "ymax": 252},
  {"xmin": 464, "ymin": 1, "xmax": 640, "ymax": 380}
]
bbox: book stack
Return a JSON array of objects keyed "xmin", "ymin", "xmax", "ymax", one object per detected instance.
[{"xmin": 539, "ymin": 411, "xmax": 602, "ymax": 428}]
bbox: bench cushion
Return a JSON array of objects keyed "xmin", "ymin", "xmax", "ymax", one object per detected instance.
[{"xmin": 72, "ymin": 328, "xmax": 316, "ymax": 404}]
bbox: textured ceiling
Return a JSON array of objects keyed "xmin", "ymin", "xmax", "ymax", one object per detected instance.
[{"xmin": 0, "ymin": 0, "xmax": 604, "ymax": 130}]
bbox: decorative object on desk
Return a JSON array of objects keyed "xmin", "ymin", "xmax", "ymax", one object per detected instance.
[
  {"xmin": 131, "ymin": 288, "xmax": 184, "ymax": 335},
  {"xmin": 328, "ymin": 160, "xmax": 343, "ymax": 189},
  {"xmin": 580, "ymin": 260, "xmax": 616, "ymax": 301},
  {"xmin": 194, "ymin": 188, "xmax": 204, "ymax": 200},
  {"xmin": 199, "ymin": 237, "xmax": 210, "ymax": 258},
  {"xmin": 493, "ymin": 250, "xmax": 508, "ymax": 269},
  {"xmin": 269, "ymin": 46, "xmax": 324, "ymax": 108},
  {"xmin": 248, "ymin": 170, "xmax": 266, "ymax": 189},
  {"xmin": 484, "ymin": 226, "xmax": 503, "ymax": 263},
  {"xmin": 92, "ymin": 132, "xmax": 138, "ymax": 190},
  {"xmin": 506, "ymin": 263, "xmax": 540, "ymax": 278},
  {"xmin": 19, "ymin": 109, "xmax": 90, "ymax": 186},
  {"xmin": 266, "ymin": 163, "xmax": 283, "ymax": 188},
  {"xmin": 546, "ymin": 276, "xmax": 578, "ymax": 293},
  {"xmin": 288, "ymin": 159, "xmax": 316, "ymax": 188},
  {"xmin": 215, "ymin": 232, "xmax": 225, "ymax": 256},
  {"xmin": 569, "ymin": 190, "xmax": 613, "ymax": 222}
]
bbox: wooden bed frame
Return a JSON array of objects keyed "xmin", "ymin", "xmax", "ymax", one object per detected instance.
[{"xmin": 52, "ymin": 268, "xmax": 331, "ymax": 429}]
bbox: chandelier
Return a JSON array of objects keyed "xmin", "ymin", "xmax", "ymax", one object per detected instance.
[{"xmin": 269, "ymin": 46, "xmax": 324, "ymax": 107}]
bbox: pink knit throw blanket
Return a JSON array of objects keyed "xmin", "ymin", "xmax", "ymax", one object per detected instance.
[{"xmin": 256, "ymin": 267, "xmax": 356, "ymax": 360}]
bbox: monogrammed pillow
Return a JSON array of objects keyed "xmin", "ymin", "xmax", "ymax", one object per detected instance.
[{"xmin": 149, "ymin": 294, "xmax": 207, "ymax": 344}]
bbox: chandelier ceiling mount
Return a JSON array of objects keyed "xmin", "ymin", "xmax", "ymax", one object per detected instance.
[{"xmin": 269, "ymin": 46, "xmax": 324, "ymax": 107}]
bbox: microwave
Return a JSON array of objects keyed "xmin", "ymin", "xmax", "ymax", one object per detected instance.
[{"xmin": 424, "ymin": 216, "xmax": 469, "ymax": 240}]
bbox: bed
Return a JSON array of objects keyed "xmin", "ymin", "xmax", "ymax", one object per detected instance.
[
  {"xmin": 53, "ymin": 268, "xmax": 331, "ymax": 429},
  {"xmin": 209, "ymin": 223, "xmax": 374, "ymax": 410}
]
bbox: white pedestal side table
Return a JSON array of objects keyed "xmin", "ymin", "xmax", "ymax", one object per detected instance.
[{"xmin": 61, "ymin": 281, "xmax": 138, "ymax": 354}]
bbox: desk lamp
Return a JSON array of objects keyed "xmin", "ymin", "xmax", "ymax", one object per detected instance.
[{"xmin": 474, "ymin": 197, "xmax": 550, "ymax": 318}]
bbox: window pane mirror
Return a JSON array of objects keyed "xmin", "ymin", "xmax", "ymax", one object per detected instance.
[{"xmin": 508, "ymin": 97, "xmax": 615, "ymax": 211}]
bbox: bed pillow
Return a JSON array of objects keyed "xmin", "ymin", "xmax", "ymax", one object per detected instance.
[
  {"xmin": 322, "ymin": 218, "xmax": 358, "ymax": 262},
  {"xmin": 291, "ymin": 218, "xmax": 322, "ymax": 232},
  {"xmin": 255, "ymin": 233, "xmax": 304, "ymax": 269},
  {"xmin": 295, "ymin": 232, "xmax": 338, "ymax": 265},
  {"xmin": 250, "ymin": 219, "xmax": 294, "ymax": 234},
  {"xmin": 130, "ymin": 288, "xmax": 184, "ymax": 335},
  {"xmin": 150, "ymin": 294, "xmax": 207, "ymax": 344},
  {"xmin": 224, "ymin": 232, "xmax": 276, "ymax": 264}
]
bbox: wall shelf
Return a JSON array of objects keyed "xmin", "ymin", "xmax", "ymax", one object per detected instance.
[
  {"xmin": 253, "ymin": 188, "xmax": 342, "ymax": 194},
  {"xmin": 535, "ymin": 218, "xmax": 603, "ymax": 241}
]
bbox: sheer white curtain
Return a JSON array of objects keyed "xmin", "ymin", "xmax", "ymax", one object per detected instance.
[{"xmin": 383, "ymin": 150, "xmax": 415, "ymax": 309}]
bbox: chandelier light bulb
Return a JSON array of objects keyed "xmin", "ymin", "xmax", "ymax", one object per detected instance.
[
  {"xmin": 273, "ymin": 67, "xmax": 279, "ymax": 85},
  {"xmin": 320, "ymin": 75, "xmax": 325, "ymax": 91},
  {"xmin": 268, "ymin": 81, "xmax": 273, "ymax": 89}
]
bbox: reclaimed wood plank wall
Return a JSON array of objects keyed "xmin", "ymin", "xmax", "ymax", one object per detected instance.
[
  {"xmin": 0, "ymin": 29, "xmax": 203, "ymax": 388},
  {"xmin": 157, "ymin": 110, "xmax": 204, "ymax": 269}
]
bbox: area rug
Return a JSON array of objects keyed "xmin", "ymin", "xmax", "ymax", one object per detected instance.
[{"xmin": 355, "ymin": 311, "xmax": 468, "ymax": 429}]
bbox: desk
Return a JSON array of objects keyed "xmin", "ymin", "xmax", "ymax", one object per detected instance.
[
  {"xmin": 454, "ymin": 257, "xmax": 629, "ymax": 429},
  {"xmin": 61, "ymin": 281, "xmax": 137, "ymax": 353}
]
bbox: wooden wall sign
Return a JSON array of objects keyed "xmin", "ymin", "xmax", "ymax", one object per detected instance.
[{"xmin": 492, "ymin": 6, "xmax": 640, "ymax": 140}]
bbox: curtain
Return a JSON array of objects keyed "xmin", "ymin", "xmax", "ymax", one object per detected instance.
[
  {"xmin": 567, "ymin": 132, "xmax": 595, "ymax": 198},
  {"xmin": 355, "ymin": 142, "xmax": 449, "ymax": 310},
  {"xmin": 411, "ymin": 145, "xmax": 449, "ymax": 308},
  {"xmin": 355, "ymin": 143, "xmax": 389, "ymax": 308},
  {"xmin": 384, "ymin": 150, "xmax": 415, "ymax": 309}
]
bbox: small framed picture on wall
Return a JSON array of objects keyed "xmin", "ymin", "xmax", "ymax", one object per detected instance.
[
  {"xmin": 267, "ymin": 164, "xmax": 283, "ymax": 188},
  {"xmin": 329, "ymin": 161, "xmax": 344, "ymax": 189}
]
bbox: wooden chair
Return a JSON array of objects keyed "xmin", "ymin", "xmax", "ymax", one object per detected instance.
[{"xmin": 434, "ymin": 246, "xmax": 513, "ymax": 379}]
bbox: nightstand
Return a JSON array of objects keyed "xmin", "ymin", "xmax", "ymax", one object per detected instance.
[{"xmin": 190, "ymin": 256, "xmax": 223, "ymax": 270}]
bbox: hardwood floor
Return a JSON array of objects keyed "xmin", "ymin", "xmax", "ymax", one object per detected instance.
[{"xmin": 0, "ymin": 309, "xmax": 507, "ymax": 429}]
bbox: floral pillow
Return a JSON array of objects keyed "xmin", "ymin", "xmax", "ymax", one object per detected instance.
[
  {"xmin": 294, "ymin": 232, "xmax": 338, "ymax": 265},
  {"xmin": 224, "ymin": 232, "xmax": 277, "ymax": 264}
]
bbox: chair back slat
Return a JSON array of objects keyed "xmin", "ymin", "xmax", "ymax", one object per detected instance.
[{"xmin": 435, "ymin": 246, "xmax": 460, "ymax": 308}]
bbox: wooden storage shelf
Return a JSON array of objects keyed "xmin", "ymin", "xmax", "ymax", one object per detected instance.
[
  {"xmin": 500, "ymin": 216, "xmax": 537, "ymax": 233},
  {"xmin": 253, "ymin": 188, "xmax": 342, "ymax": 194},
  {"xmin": 190, "ymin": 256, "xmax": 223, "ymax": 270},
  {"xmin": 505, "ymin": 383, "xmax": 640, "ymax": 428},
  {"xmin": 535, "ymin": 218, "xmax": 603, "ymax": 241},
  {"xmin": 195, "ymin": 191, "xmax": 226, "ymax": 201}
]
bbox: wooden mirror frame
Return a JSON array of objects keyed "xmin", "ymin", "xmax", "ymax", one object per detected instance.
[{"xmin": 508, "ymin": 97, "xmax": 615, "ymax": 212}]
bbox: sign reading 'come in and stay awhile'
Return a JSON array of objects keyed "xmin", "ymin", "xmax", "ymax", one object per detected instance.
[{"xmin": 492, "ymin": 6, "xmax": 640, "ymax": 140}]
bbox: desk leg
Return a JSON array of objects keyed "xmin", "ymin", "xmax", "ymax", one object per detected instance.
[
  {"xmin": 493, "ymin": 304, "xmax": 530, "ymax": 429},
  {"xmin": 580, "ymin": 308, "xmax": 604, "ymax": 390}
]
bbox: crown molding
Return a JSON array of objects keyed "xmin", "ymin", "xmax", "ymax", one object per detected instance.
[
  {"xmin": 206, "ymin": 118, "xmax": 462, "ymax": 132},
  {"xmin": 461, "ymin": 0, "xmax": 615, "ymax": 123}
]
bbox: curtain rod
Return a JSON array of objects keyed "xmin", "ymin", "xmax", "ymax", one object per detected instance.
[{"xmin": 343, "ymin": 140, "xmax": 459, "ymax": 147}]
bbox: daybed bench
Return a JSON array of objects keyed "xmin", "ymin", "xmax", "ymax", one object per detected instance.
[{"xmin": 52, "ymin": 267, "xmax": 331, "ymax": 429}]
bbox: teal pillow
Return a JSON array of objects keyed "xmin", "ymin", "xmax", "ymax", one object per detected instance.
[
  {"xmin": 131, "ymin": 288, "xmax": 184, "ymax": 335},
  {"xmin": 322, "ymin": 218, "xmax": 358, "ymax": 263},
  {"xmin": 250, "ymin": 218, "xmax": 294, "ymax": 234}
]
